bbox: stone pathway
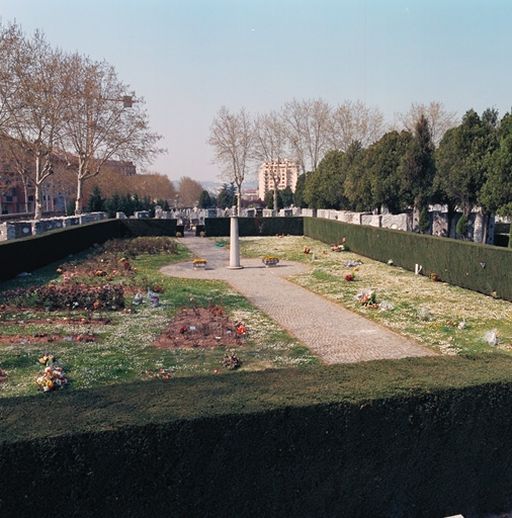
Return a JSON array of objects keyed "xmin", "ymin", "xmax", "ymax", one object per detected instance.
[{"xmin": 160, "ymin": 237, "xmax": 435, "ymax": 364}]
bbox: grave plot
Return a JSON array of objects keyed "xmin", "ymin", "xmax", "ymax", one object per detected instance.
[{"xmin": 155, "ymin": 305, "xmax": 246, "ymax": 349}]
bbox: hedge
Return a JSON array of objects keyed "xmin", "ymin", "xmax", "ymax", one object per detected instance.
[
  {"xmin": 304, "ymin": 217, "xmax": 512, "ymax": 301},
  {"xmin": 205, "ymin": 216, "xmax": 304, "ymax": 237},
  {"xmin": 2, "ymin": 355, "xmax": 512, "ymax": 517},
  {"xmin": 0, "ymin": 219, "xmax": 176, "ymax": 281}
]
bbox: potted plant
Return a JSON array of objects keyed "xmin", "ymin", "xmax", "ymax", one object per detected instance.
[
  {"xmin": 262, "ymin": 255, "xmax": 279, "ymax": 267},
  {"xmin": 192, "ymin": 258, "xmax": 208, "ymax": 269}
]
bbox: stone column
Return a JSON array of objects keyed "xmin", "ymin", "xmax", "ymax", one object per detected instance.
[{"xmin": 227, "ymin": 216, "xmax": 243, "ymax": 269}]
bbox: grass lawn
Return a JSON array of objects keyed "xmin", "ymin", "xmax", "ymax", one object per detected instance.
[
  {"xmin": 0, "ymin": 237, "xmax": 317, "ymax": 399},
  {"xmin": 239, "ymin": 235, "xmax": 512, "ymax": 356}
]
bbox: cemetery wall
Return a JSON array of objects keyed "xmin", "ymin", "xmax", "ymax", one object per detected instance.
[
  {"xmin": 304, "ymin": 217, "xmax": 512, "ymax": 301},
  {"xmin": 0, "ymin": 219, "xmax": 176, "ymax": 281},
  {"xmin": 205, "ymin": 217, "xmax": 303, "ymax": 237}
]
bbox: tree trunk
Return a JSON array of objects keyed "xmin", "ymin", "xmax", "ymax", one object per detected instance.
[
  {"xmin": 236, "ymin": 183, "xmax": 242, "ymax": 216},
  {"xmin": 446, "ymin": 202, "xmax": 455, "ymax": 238},
  {"xmin": 481, "ymin": 211, "xmax": 488, "ymax": 244},
  {"xmin": 34, "ymin": 182, "xmax": 43, "ymax": 220},
  {"xmin": 273, "ymin": 177, "xmax": 279, "ymax": 217},
  {"xmin": 22, "ymin": 177, "xmax": 29, "ymax": 213},
  {"xmin": 75, "ymin": 176, "xmax": 84, "ymax": 215}
]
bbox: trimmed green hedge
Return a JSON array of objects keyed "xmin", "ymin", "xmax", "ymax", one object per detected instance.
[
  {"xmin": 0, "ymin": 219, "xmax": 176, "ymax": 281},
  {"xmin": 304, "ymin": 217, "xmax": 512, "ymax": 301},
  {"xmin": 2, "ymin": 355, "xmax": 512, "ymax": 516},
  {"xmin": 205, "ymin": 217, "xmax": 304, "ymax": 237}
]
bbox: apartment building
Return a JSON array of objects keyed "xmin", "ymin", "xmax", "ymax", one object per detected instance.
[{"xmin": 257, "ymin": 160, "xmax": 299, "ymax": 201}]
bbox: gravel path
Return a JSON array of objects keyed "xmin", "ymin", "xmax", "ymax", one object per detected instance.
[{"xmin": 160, "ymin": 237, "xmax": 435, "ymax": 364}]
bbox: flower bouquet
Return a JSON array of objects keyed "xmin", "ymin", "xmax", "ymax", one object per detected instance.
[
  {"xmin": 36, "ymin": 355, "xmax": 68, "ymax": 392},
  {"xmin": 356, "ymin": 289, "xmax": 378, "ymax": 308},
  {"xmin": 262, "ymin": 255, "xmax": 279, "ymax": 267}
]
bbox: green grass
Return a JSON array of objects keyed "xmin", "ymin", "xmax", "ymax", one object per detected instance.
[
  {"xmin": 2, "ymin": 352, "xmax": 512, "ymax": 443},
  {"xmin": 240, "ymin": 236, "xmax": 512, "ymax": 356},
  {"xmin": 0, "ymin": 239, "xmax": 317, "ymax": 399}
]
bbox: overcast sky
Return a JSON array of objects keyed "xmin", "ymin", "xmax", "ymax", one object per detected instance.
[{"xmin": 1, "ymin": 0, "xmax": 511, "ymax": 184}]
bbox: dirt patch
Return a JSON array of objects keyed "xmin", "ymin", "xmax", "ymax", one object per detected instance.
[
  {"xmin": 155, "ymin": 305, "xmax": 246, "ymax": 349},
  {"xmin": 0, "ymin": 333, "xmax": 96, "ymax": 346}
]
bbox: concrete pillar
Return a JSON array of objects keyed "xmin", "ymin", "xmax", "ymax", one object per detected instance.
[{"xmin": 227, "ymin": 216, "xmax": 243, "ymax": 269}]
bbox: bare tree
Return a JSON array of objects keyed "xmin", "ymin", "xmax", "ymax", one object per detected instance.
[
  {"xmin": 328, "ymin": 100, "xmax": 385, "ymax": 151},
  {"xmin": 177, "ymin": 176, "xmax": 203, "ymax": 207},
  {"xmin": 3, "ymin": 30, "xmax": 70, "ymax": 219},
  {"xmin": 397, "ymin": 101, "xmax": 458, "ymax": 147},
  {"xmin": 209, "ymin": 106, "xmax": 253, "ymax": 215},
  {"xmin": 252, "ymin": 111, "xmax": 288, "ymax": 214},
  {"xmin": 2, "ymin": 137, "xmax": 33, "ymax": 213},
  {"xmin": 0, "ymin": 22, "xmax": 25, "ymax": 131},
  {"xmin": 63, "ymin": 53, "xmax": 163, "ymax": 214},
  {"xmin": 282, "ymin": 98, "xmax": 331, "ymax": 173}
]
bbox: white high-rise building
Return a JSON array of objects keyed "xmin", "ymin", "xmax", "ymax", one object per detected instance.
[{"xmin": 257, "ymin": 160, "xmax": 300, "ymax": 201}]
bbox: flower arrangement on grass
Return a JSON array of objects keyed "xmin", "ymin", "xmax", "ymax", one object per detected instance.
[
  {"xmin": 356, "ymin": 289, "xmax": 378, "ymax": 308},
  {"xmin": 262, "ymin": 255, "xmax": 279, "ymax": 267},
  {"xmin": 235, "ymin": 322, "xmax": 247, "ymax": 336},
  {"xmin": 192, "ymin": 258, "xmax": 208, "ymax": 269},
  {"xmin": 36, "ymin": 354, "xmax": 68, "ymax": 392},
  {"xmin": 344, "ymin": 273, "xmax": 355, "ymax": 282},
  {"xmin": 223, "ymin": 352, "xmax": 242, "ymax": 370},
  {"xmin": 331, "ymin": 237, "xmax": 349, "ymax": 252}
]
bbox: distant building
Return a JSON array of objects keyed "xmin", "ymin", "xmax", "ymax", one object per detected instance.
[
  {"xmin": 241, "ymin": 188, "xmax": 260, "ymax": 202},
  {"xmin": 258, "ymin": 160, "xmax": 299, "ymax": 201},
  {"xmin": 0, "ymin": 135, "xmax": 137, "ymax": 215}
]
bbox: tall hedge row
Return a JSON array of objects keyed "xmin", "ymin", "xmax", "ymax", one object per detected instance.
[
  {"xmin": 0, "ymin": 219, "xmax": 176, "ymax": 281},
  {"xmin": 2, "ymin": 357, "xmax": 512, "ymax": 517},
  {"xmin": 304, "ymin": 217, "xmax": 512, "ymax": 301},
  {"xmin": 205, "ymin": 216, "xmax": 303, "ymax": 237}
]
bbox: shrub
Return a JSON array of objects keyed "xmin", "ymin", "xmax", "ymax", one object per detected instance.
[{"xmin": 102, "ymin": 237, "xmax": 177, "ymax": 256}]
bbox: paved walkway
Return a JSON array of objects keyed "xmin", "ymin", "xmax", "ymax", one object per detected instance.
[{"xmin": 160, "ymin": 237, "xmax": 435, "ymax": 364}]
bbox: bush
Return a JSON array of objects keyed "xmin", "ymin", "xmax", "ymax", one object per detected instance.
[
  {"xmin": 304, "ymin": 217, "xmax": 512, "ymax": 301},
  {"xmin": 3, "ymin": 356, "xmax": 512, "ymax": 516},
  {"xmin": 102, "ymin": 237, "xmax": 177, "ymax": 257}
]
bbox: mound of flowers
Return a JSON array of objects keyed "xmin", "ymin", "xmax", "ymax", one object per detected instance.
[{"xmin": 36, "ymin": 354, "xmax": 68, "ymax": 392}]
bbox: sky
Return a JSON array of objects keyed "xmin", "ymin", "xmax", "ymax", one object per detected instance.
[{"xmin": 1, "ymin": 0, "xmax": 512, "ymax": 184}]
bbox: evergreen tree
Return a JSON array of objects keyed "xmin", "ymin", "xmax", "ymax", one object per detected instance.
[
  {"xmin": 343, "ymin": 142, "xmax": 372, "ymax": 211},
  {"xmin": 281, "ymin": 186, "xmax": 294, "ymax": 207},
  {"xmin": 398, "ymin": 114, "xmax": 436, "ymax": 212},
  {"xmin": 86, "ymin": 186, "xmax": 105, "ymax": 212},
  {"xmin": 304, "ymin": 150, "xmax": 348, "ymax": 209},
  {"xmin": 293, "ymin": 173, "xmax": 307, "ymax": 207},
  {"xmin": 264, "ymin": 189, "xmax": 283, "ymax": 210},
  {"xmin": 217, "ymin": 183, "xmax": 236, "ymax": 208},
  {"xmin": 198, "ymin": 190, "xmax": 213, "ymax": 208},
  {"xmin": 366, "ymin": 131, "xmax": 412, "ymax": 214}
]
